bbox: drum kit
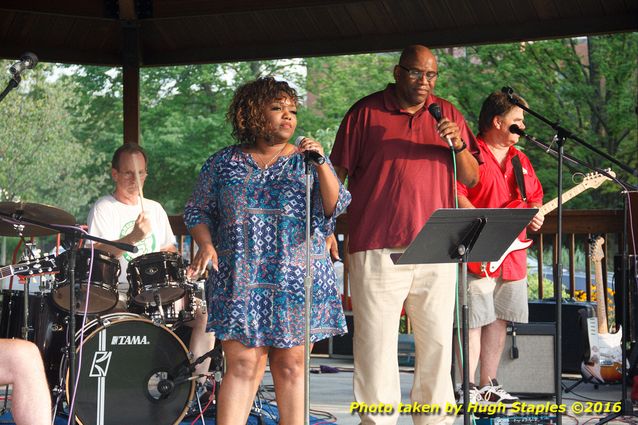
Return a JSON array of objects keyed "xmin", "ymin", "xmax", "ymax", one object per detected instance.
[{"xmin": 0, "ymin": 202, "xmax": 221, "ymax": 425}]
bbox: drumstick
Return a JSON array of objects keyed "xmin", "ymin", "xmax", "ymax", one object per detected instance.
[{"xmin": 132, "ymin": 157, "xmax": 145, "ymax": 213}]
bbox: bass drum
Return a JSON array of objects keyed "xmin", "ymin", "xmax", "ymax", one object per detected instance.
[
  {"xmin": 0, "ymin": 290, "xmax": 66, "ymax": 388},
  {"xmin": 64, "ymin": 313, "xmax": 194, "ymax": 425}
]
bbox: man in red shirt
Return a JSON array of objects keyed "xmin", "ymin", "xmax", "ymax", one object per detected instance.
[
  {"xmin": 456, "ymin": 91, "xmax": 544, "ymax": 404},
  {"xmin": 330, "ymin": 45, "xmax": 480, "ymax": 424}
]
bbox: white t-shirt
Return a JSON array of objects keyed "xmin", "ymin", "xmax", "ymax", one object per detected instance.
[{"xmin": 87, "ymin": 194, "xmax": 176, "ymax": 283}]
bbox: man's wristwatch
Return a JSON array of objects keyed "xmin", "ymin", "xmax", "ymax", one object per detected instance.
[{"xmin": 453, "ymin": 140, "xmax": 467, "ymax": 154}]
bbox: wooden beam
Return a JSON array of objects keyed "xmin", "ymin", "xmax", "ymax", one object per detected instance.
[
  {"xmin": 122, "ymin": 24, "xmax": 140, "ymax": 144},
  {"xmin": 0, "ymin": 1, "xmax": 106, "ymax": 19},
  {"xmin": 152, "ymin": 0, "xmax": 370, "ymax": 19},
  {"xmin": 534, "ymin": 210, "xmax": 625, "ymax": 235},
  {"xmin": 141, "ymin": 14, "xmax": 638, "ymax": 66}
]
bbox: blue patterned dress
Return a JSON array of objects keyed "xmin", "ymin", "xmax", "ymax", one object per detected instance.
[{"xmin": 184, "ymin": 145, "xmax": 351, "ymax": 348}]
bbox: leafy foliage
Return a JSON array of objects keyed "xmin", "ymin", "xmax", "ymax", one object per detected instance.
[
  {"xmin": 138, "ymin": 60, "xmax": 307, "ymax": 213},
  {"xmin": 0, "ymin": 61, "xmax": 108, "ymax": 220},
  {"xmin": 2, "ymin": 34, "xmax": 636, "ymax": 225},
  {"xmin": 435, "ymin": 36, "xmax": 638, "ymax": 208}
]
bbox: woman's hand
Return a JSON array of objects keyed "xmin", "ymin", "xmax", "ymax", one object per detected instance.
[
  {"xmin": 326, "ymin": 234, "xmax": 341, "ymax": 262},
  {"xmin": 187, "ymin": 242, "xmax": 218, "ymax": 279},
  {"xmin": 297, "ymin": 137, "xmax": 325, "ymax": 157}
]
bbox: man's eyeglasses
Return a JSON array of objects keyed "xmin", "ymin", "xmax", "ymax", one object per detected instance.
[
  {"xmin": 118, "ymin": 170, "xmax": 148, "ymax": 180},
  {"xmin": 398, "ymin": 64, "xmax": 439, "ymax": 82}
]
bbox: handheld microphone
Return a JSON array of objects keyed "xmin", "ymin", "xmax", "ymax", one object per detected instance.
[
  {"xmin": 427, "ymin": 103, "xmax": 454, "ymax": 149},
  {"xmin": 9, "ymin": 52, "xmax": 38, "ymax": 75},
  {"xmin": 294, "ymin": 136, "xmax": 325, "ymax": 165}
]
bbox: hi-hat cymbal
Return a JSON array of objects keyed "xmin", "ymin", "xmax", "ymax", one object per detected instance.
[{"xmin": 0, "ymin": 202, "xmax": 76, "ymax": 237}]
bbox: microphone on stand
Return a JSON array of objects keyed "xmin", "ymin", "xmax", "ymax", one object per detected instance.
[
  {"xmin": 510, "ymin": 124, "xmax": 551, "ymax": 149},
  {"xmin": 510, "ymin": 124, "xmax": 561, "ymax": 156},
  {"xmin": 508, "ymin": 124, "xmax": 525, "ymax": 137},
  {"xmin": 509, "ymin": 124, "xmax": 544, "ymax": 145},
  {"xmin": 9, "ymin": 52, "xmax": 38, "ymax": 76},
  {"xmin": 294, "ymin": 136, "xmax": 325, "ymax": 165},
  {"xmin": 427, "ymin": 103, "xmax": 454, "ymax": 149}
]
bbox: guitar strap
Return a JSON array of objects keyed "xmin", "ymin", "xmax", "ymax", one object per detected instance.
[{"xmin": 511, "ymin": 155, "xmax": 527, "ymax": 202}]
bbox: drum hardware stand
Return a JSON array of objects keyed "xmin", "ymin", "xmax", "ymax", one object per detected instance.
[
  {"xmin": 153, "ymin": 291, "xmax": 166, "ymax": 324},
  {"xmin": 155, "ymin": 343, "xmax": 224, "ymax": 421},
  {"xmin": 503, "ymin": 87, "xmax": 638, "ymax": 424},
  {"xmin": 19, "ymin": 242, "xmax": 43, "ymax": 342},
  {"xmin": 0, "ymin": 211, "xmax": 137, "ymax": 425}
]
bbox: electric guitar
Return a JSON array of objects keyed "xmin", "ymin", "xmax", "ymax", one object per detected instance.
[
  {"xmin": 0, "ymin": 255, "xmax": 57, "ymax": 282},
  {"xmin": 590, "ymin": 236, "xmax": 622, "ymax": 382},
  {"xmin": 468, "ymin": 170, "xmax": 615, "ymax": 277}
]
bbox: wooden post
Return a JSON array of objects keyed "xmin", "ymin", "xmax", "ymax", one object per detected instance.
[{"xmin": 122, "ymin": 22, "xmax": 140, "ymax": 144}]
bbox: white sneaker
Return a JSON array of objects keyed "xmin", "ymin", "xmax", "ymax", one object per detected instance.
[
  {"xmin": 479, "ymin": 378, "xmax": 518, "ymax": 405},
  {"xmin": 456, "ymin": 383, "xmax": 483, "ymax": 404}
]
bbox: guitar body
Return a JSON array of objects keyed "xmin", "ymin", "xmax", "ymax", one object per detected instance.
[
  {"xmin": 598, "ymin": 328, "xmax": 623, "ymax": 382},
  {"xmin": 586, "ymin": 236, "xmax": 623, "ymax": 383},
  {"xmin": 467, "ymin": 199, "xmax": 532, "ymax": 277},
  {"xmin": 600, "ymin": 361, "xmax": 622, "ymax": 382}
]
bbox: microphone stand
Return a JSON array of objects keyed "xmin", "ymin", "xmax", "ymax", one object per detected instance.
[
  {"xmin": 0, "ymin": 74, "xmax": 20, "ymax": 104},
  {"xmin": 514, "ymin": 127, "xmax": 636, "ymax": 191},
  {"xmin": 0, "ymin": 211, "xmax": 136, "ymax": 425},
  {"xmin": 503, "ymin": 87, "xmax": 638, "ymax": 424},
  {"xmin": 503, "ymin": 87, "xmax": 637, "ymax": 178},
  {"xmin": 303, "ymin": 153, "xmax": 313, "ymax": 425}
]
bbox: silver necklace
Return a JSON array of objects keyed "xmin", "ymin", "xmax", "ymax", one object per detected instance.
[{"xmin": 257, "ymin": 143, "xmax": 288, "ymax": 169}]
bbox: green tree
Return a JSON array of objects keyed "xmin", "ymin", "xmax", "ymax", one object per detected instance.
[
  {"xmin": 302, "ymin": 35, "xmax": 637, "ymax": 210},
  {"xmin": 0, "ymin": 61, "xmax": 108, "ymax": 219},
  {"xmin": 302, "ymin": 53, "xmax": 398, "ymax": 150},
  {"xmin": 138, "ymin": 60, "xmax": 306, "ymax": 213},
  {"xmin": 436, "ymin": 35, "xmax": 638, "ymax": 208}
]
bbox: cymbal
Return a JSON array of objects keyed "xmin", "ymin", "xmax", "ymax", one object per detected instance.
[{"xmin": 0, "ymin": 202, "xmax": 76, "ymax": 237}]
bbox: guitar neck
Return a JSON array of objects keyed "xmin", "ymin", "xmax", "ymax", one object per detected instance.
[
  {"xmin": 595, "ymin": 260, "xmax": 608, "ymax": 334},
  {"xmin": 539, "ymin": 183, "xmax": 589, "ymax": 216}
]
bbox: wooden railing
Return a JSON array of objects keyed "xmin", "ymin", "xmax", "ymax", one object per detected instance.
[{"xmin": 169, "ymin": 209, "xmax": 631, "ymax": 309}]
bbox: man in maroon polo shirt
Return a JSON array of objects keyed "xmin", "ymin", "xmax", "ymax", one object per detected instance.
[{"xmin": 330, "ymin": 45, "xmax": 481, "ymax": 424}]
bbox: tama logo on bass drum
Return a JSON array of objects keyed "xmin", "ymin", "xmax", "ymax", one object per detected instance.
[{"xmin": 111, "ymin": 335, "xmax": 151, "ymax": 345}]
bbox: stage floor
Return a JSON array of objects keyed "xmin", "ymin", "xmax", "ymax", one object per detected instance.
[
  {"xmin": 305, "ymin": 356, "xmax": 636, "ymax": 425},
  {"xmin": 1, "ymin": 355, "xmax": 636, "ymax": 424}
]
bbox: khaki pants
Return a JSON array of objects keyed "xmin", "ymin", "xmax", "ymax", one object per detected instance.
[{"xmin": 349, "ymin": 248, "xmax": 457, "ymax": 425}]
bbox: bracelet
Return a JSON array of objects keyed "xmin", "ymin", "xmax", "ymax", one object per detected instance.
[{"xmin": 453, "ymin": 140, "xmax": 467, "ymax": 154}]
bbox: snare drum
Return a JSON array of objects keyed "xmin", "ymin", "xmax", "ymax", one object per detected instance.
[
  {"xmin": 53, "ymin": 248, "xmax": 120, "ymax": 314},
  {"xmin": 62, "ymin": 313, "xmax": 194, "ymax": 425},
  {"xmin": 128, "ymin": 252, "xmax": 185, "ymax": 305},
  {"xmin": 129, "ymin": 281, "xmax": 204, "ymax": 327}
]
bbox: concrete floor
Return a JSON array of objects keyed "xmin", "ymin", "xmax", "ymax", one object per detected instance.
[
  {"xmin": 260, "ymin": 355, "xmax": 638, "ymax": 425},
  {"xmin": 2, "ymin": 354, "xmax": 635, "ymax": 424}
]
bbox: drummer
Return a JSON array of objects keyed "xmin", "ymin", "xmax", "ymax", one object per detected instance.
[{"xmin": 86, "ymin": 143, "xmax": 215, "ymax": 384}]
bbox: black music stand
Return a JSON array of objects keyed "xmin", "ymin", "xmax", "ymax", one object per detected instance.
[{"xmin": 391, "ymin": 208, "xmax": 537, "ymax": 425}]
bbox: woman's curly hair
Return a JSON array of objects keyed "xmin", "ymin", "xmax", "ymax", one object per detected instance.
[{"xmin": 227, "ymin": 77, "xmax": 298, "ymax": 145}]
